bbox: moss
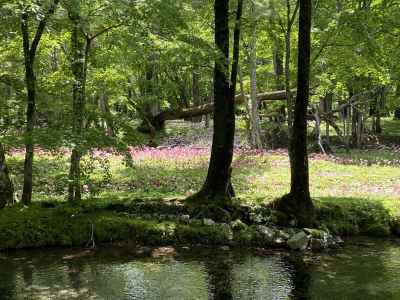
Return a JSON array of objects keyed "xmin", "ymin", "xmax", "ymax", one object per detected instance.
[
  {"xmin": 317, "ymin": 199, "xmax": 394, "ymax": 237},
  {"xmin": 0, "ymin": 206, "xmax": 233, "ymax": 249},
  {"xmin": 304, "ymin": 228, "xmax": 326, "ymax": 238},
  {"xmin": 233, "ymin": 226, "xmax": 259, "ymax": 245},
  {"xmin": 364, "ymin": 224, "xmax": 391, "ymax": 237},
  {"xmin": 175, "ymin": 224, "xmax": 232, "ymax": 245},
  {"xmin": 0, "ymin": 198, "xmax": 398, "ymax": 250}
]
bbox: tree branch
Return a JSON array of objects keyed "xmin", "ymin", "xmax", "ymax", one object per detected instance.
[
  {"xmin": 29, "ymin": 0, "xmax": 60, "ymax": 59},
  {"xmin": 89, "ymin": 23, "xmax": 125, "ymax": 41}
]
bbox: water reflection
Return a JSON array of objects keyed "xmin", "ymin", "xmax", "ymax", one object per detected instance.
[
  {"xmin": 288, "ymin": 254, "xmax": 311, "ymax": 300},
  {"xmin": 204, "ymin": 251, "xmax": 234, "ymax": 299},
  {"xmin": 0, "ymin": 239, "xmax": 399, "ymax": 299}
]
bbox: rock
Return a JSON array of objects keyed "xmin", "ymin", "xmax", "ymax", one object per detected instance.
[
  {"xmin": 189, "ymin": 219, "xmax": 202, "ymax": 226},
  {"xmin": 256, "ymin": 225, "xmax": 275, "ymax": 243},
  {"xmin": 276, "ymin": 229, "xmax": 290, "ymax": 240},
  {"xmin": 219, "ymin": 223, "xmax": 234, "ymax": 241},
  {"xmin": 250, "ymin": 213, "xmax": 265, "ymax": 224},
  {"xmin": 203, "ymin": 218, "xmax": 215, "ymax": 226},
  {"xmin": 230, "ymin": 219, "xmax": 247, "ymax": 230},
  {"xmin": 273, "ymin": 237, "xmax": 286, "ymax": 246},
  {"xmin": 310, "ymin": 238, "xmax": 326, "ymax": 251},
  {"xmin": 303, "ymin": 228, "xmax": 328, "ymax": 238},
  {"xmin": 287, "ymin": 231, "xmax": 310, "ymax": 251},
  {"xmin": 236, "ymin": 227, "xmax": 258, "ymax": 244},
  {"xmin": 166, "ymin": 214, "xmax": 175, "ymax": 220},
  {"xmin": 179, "ymin": 215, "xmax": 190, "ymax": 224},
  {"xmin": 335, "ymin": 236, "xmax": 344, "ymax": 244}
]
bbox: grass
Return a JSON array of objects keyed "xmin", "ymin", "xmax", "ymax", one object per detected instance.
[
  {"xmin": 0, "ymin": 118, "xmax": 399, "ymax": 247},
  {"xmin": 5, "ymin": 146, "xmax": 400, "ymax": 215}
]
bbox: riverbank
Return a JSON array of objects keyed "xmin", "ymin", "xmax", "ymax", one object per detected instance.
[
  {"xmin": 1, "ymin": 120, "xmax": 399, "ymax": 251},
  {"xmin": 1, "ymin": 199, "xmax": 398, "ymax": 251}
]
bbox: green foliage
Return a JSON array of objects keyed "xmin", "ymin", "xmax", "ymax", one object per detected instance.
[{"xmin": 317, "ymin": 198, "xmax": 393, "ymax": 237}]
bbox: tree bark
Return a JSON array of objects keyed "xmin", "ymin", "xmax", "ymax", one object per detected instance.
[
  {"xmin": 99, "ymin": 92, "xmax": 115, "ymax": 137},
  {"xmin": 0, "ymin": 143, "xmax": 13, "ymax": 209},
  {"xmin": 188, "ymin": 0, "xmax": 243, "ymax": 203},
  {"xmin": 139, "ymin": 90, "xmax": 290, "ymax": 132},
  {"xmin": 248, "ymin": 1, "xmax": 263, "ymax": 149},
  {"xmin": 20, "ymin": 0, "xmax": 60, "ymax": 205},
  {"xmin": 68, "ymin": 3, "xmax": 88, "ymax": 203},
  {"xmin": 274, "ymin": 0, "xmax": 315, "ymax": 227},
  {"xmin": 191, "ymin": 69, "xmax": 202, "ymax": 122},
  {"xmin": 285, "ymin": 0, "xmax": 300, "ymax": 132}
]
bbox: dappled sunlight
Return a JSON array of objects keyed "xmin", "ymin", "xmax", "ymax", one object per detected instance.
[{"xmin": 4, "ymin": 147, "xmax": 399, "ymax": 211}]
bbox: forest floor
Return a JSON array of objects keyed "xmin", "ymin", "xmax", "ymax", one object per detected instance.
[
  {"xmin": 5, "ymin": 118, "xmax": 400, "ymax": 208},
  {"xmin": 1, "ymin": 118, "xmax": 399, "ymax": 249}
]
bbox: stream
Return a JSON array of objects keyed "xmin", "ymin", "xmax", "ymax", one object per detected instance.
[{"xmin": 0, "ymin": 238, "xmax": 399, "ymax": 299}]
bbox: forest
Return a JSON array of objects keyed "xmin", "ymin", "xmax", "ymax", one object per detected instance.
[{"xmin": 0, "ymin": 0, "xmax": 400, "ymax": 299}]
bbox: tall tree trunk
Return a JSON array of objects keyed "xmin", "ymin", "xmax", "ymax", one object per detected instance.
[
  {"xmin": 248, "ymin": 1, "xmax": 262, "ymax": 149},
  {"xmin": 99, "ymin": 91, "xmax": 115, "ymax": 137},
  {"xmin": 20, "ymin": 1, "xmax": 60, "ymax": 205},
  {"xmin": 274, "ymin": 0, "xmax": 315, "ymax": 227},
  {"xmin": 374, "ymin": 87, "xmax": 384, "ymax": 134},
  {"xmin": 0, "ymin": 143, "xmax": 13, "ymax": 209},
  {"xmin": 142, "ymin": 53, "xmax": 160, "ymax": 118},
  {"xmin": 351, "ymin": 107, "xmax": 363, "ymax": 148},
  {"xmin": 68, "ymin": 5, "xmax": 88, "ymax": 203},
  {"xmin": 273, "ymin": 47, "xmax": 284, "ymax": 90},
  {"xmin": 188, "ymin": 0, "xmax": 243, "ymax": 203},
  {"xmin": 191, "ymin": 69, "xmax": 202, "ymax": 122},
  {"xmin": 323, "ymin": 93, "xmax": 332, "ymax": 142},
  {"xmin": 285, "ymin": 0, "xmax": 299, "ymax": 132},
  {"xmin": 21, "ymin": 34, "xmax": 35, "ymax": 206}
]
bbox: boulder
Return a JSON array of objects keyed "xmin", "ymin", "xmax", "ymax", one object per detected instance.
[
  {"xmin": 230, "ymin": 219, "xmax": 247, "ymax": 230},
  {"xmin": 219, "ymin": 223, "xmax": 234, "ymax": 241},
  {"xmin": 310, "ymin": 238, "xmax": 326, "ymax": 251},
  {"xmin": 276, "ymin": 229, "xmax": 290, "ymax": 241},
  {"xmin": 287, "ymin": 231, "xmax": 310, "ymax": 251},
  {"xmin": 273, "ymin": 237, "xmax": 286, "ymax": 247},
  {"xmin": 256, "ymin": 225, "xmax": 275, "ymax": 243},
  {"xmin": 335, "ymin": 236, "xmax": 344, "ymax": 244},
  {"xmin": 203, "ymin": 218, "xmax": 215, "ymax": 226},
  {"xmin": 189, "ymin": 219, "xmax": 202, "ymax": 226},
  {"xmin": 179, "ymin": 215, "xmax": 190, "ymax": 224}
]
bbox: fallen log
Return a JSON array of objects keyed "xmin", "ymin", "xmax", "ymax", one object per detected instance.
[{"xmin": 139, "ymin": 89, "xmax": 293, "ymax": 132}]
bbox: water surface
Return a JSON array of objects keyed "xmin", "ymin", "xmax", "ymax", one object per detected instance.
[{"xmin": 0, "ymin": 238, "xmax": 399, "ymax": 299}]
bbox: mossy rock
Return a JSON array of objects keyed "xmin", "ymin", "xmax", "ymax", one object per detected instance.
[
  {"xmin": 233, "ymin": 226, "xmax": 259, "ymax": 245},
  {"xmin": 190, "ymin": 205, "xmax": 232, "ymax": 223}
]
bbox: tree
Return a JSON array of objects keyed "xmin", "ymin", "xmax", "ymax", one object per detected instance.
[
  {"xmin": 273, "ymin": 0, "xmax": 315, "ymax": 227},
  {"xmin": 284, "ymin": 0, "xmax": 299, "ymax": 131},
  {"xmin": 138, "ymin": 90, "xmax": 290, "ymax": 132},
  {"xmin": 66, "ymin": 0, "xmax": 126, "ymax": 203},
  {"xmin": 188, "ymin": 0, "xmax": 243, "ymax": 204},
  {"xmin": 67, "ymin": 0, "xmax": 86, "ymax": 203},
  {"xmin": 20, "ymin": 0, "xmax": 60, "ymax": 205},
  {"xmin": 248, "ymin": 0, "xmax": 263, "ymax": 149},
  {"xmin": 0, "ymin": 143, "xmax": 13, "ymax": 209}
]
